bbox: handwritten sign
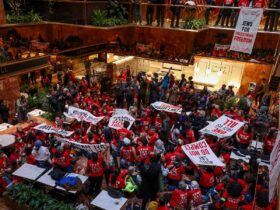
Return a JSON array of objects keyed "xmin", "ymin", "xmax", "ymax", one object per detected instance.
[
  {"xmin": 151, "ymin": 101, "xmax": 182, "ymax": 114},
  {"xmin": 34, "ymin": 124, "xmax": 74, "ymax": 137},
  {"xmin": 230, "ymin": 8, "xmax": 263, "ymax": 54},
  {"xmin": 108, "ymin": 114, "xmax": 135, "ymax": 130},
  {"xmin": 182, "ymin": 140, "xmax": 225, "ymax": 167},
  {"xmin": 200, "ymin": 115, "xmax": 244, "ymax": 138}
]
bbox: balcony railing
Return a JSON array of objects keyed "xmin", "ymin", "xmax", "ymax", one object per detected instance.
[{"xmin": 24, "ymin": 0, "xmax": 280, "ymax": 32}]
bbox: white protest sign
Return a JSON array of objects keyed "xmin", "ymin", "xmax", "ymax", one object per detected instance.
[
  {"xmin": 151, "ymin": 101, "xmax": 182, "ymax": 114},
  {"xmin": 200, "ymin": 115, "xmax": 244, "ymax": 138},
  {"xmin": 230, "ymin": 8, "xmax": 263, "ymax": 54},
  {"xmin": 269, "ymin": 132, "xmax": 280, "ymax": 201},
  {"xmin": 65, "ymin": 106, "xmax": 104, "ymax": 124},
  {"xmin": 55, "ymin": 136, "xmax": 107, "ymax": 153},
  {"xmin": 182, "ymin": 140, "xmax": 225, "ymax": 167},
  {"xmin": 108, "ymin": 114, "xmax": 135, "ymax": 130},
  {"xmin": 112, "ymin": 108, "xmax": 129, "ymax": 116},
  {"xmin": 34, "ymin": 124, "xmax": 74, "ymax": 137}
]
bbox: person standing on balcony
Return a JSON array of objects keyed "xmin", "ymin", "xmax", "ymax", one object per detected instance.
[
  {"xmin": 156, "ymin": 0, "xmax": 165, "ymax": 27},
  {"xmin": 146, "ymin": 0, "xmax": 156, "ymax": 25},
  {"xmin": 221, "ymin": 0, "xmax": 234, "ymax": 27},
  {"xmin": 264, "ymin": 0, "xmax": 279, "ymax": 31},
  {"xmin": 205, "ymin": 0, "xmax": 215, "ymax": 25},
  {"xmin": 214, "ymin": 1, "xmax": 224, "ymax": 26},
  {"xmin": 231, "ymin": 0, "xmax": 249, "ymax": 28},
  {"xmin": 171, "ymin": 0, "xmax": 182, "ymax": 27},
  {"xmin": 132, "ymin": 0, "xmax": 142, "ymax": 25}
]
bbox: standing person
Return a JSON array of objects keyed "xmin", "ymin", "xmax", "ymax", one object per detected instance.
[
  {"xmin": 138, "ymin": 154, "xmax": 161, "ymax": 210},
  {"xmin": 16, "ymin": 95, "xmax": 27, "ymax": 122},
  {"xmin": 116, "ymin": 80, "xmax": 125, "ymax": 108},
  {"xmin": 255, "ymin": 78, "xmax": 267, "ymax": 107},
  {"xmin": 221, "ymin": 0, "xmax": 234, "ymax": 27},
  {"xmin": 205, "ymin": 0, "xmax": 215, "ymax": 25},
  {"xmin": 32, "ymin": 140, "xmax": 51, "ymax": 169},
  {"xmin": 87, "ymin": 152, "xmax": 105, "ymax": 196},
  {"xmin": 149, "ymin": 74, "xmax": 160, "ymax": 104},
  {"xmin": 146, "ymin": 0, "xmax": 155, "ymax": 25},
  {"xmin": 30, "ymin": 71, "xmax": 36, "ymax": 84},
  {"xmin": 0, "ymin": 100, "xmax": 9, "ymax": 123},
  {"xmin": 264, "ymin": 0, "xmax": 279, "ymax": 31},
  {"xmin": 46, "ymin": 62, "xmax": 54, "ymax": 84},
  {"xmin": 171, "ymin": 0, "xmax": 182, "ymax": 28},
  {"xmin": 160, "ymin": 68, "xmax": 171, "ymax": 101},
  {"xmin": 137, "ymin": 73, "xmax": 148, "ymax": 109},
  {"xmin": 126, "ymin": 78, "xmax": 136, "ymax": 109},
  {"xmin": 132, "ymin": 0, "xmax": 142, "ymax": 25},
  {"xmin": 214, "ymin": 1, "xmax": 225, "ymax": 26},
  {"xmin": 156, "ymin": 0, "xmax": 165, "ymax": 27},
  {"xmin": 178, "ymin": 74, "xmax": 187, "ymax": 89}
]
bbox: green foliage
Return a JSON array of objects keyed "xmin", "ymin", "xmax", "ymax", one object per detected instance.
[
  {"xmin": 107, "ymin": 0, "xmax": 128, "ymax": 20},
  {"xmin": 184, "ymin": 18, "xmax": 205, "ymax": 30},
  {"xmin": 91, "ymin": 10, "xmax": 128, "ymax": 27},
  {"xmin": 6, "ymin": 10, "xmax": 42, "ymax": 23},
  {"xmin": 4, "ymin": 184, "xmax": 76, "ymax": 210},
  {"xmin": 27, "ymin": 89, "xmax": 49, "ymax": 111}
]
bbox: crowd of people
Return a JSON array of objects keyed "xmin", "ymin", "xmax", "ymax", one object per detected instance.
[
  {"xmin": 0, "ymin": 65, "xmax": 279, "ymax": 210},
  {"xmin": 130, "ymin": 0, "xmax": 280, "ymax": 31}
]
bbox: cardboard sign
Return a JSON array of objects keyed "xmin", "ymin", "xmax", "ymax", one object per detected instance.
[
  {"xmin": 182, "ymin": 140, "xmax": 225, "ymax": 167},
  {"xmin": 108, "ymin": 114, "xmax": 135, "ymax": 130},
  {"xmin": 34, "ymin": 124, "xmax": 73, "ymax": 137},
  {"xmin": 65, "ymin": 106, "xmax": 104, "ymax": 124},
  {"xmin": 55, "ymin": 136, "xmax": 107, "ymax": 153},
  {"xmin": 269, "ymin": 132, "xmax": 280, "ymax": 201},
  {"xmin": 200, "ymin": 115, "xmax": 244, "ymax": 138},
  {"xmin": 151, "ymin": 101, "xmax": 182, "ymax": 114},
  {"xmin": 230, "ymin": 8, "xmax": 263, "ymax": 54}
]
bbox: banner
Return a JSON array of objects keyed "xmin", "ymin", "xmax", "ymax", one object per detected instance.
[
  {"xmin": 200, "ymin": 115, "xmax": 244, "ymax": 138},
  {"xmin": 34, "ymin": 124, "xmax": 74, "ymax": 137},
  {"xmin": 151, "ymin": 101, "xmax": 182, "ymax": 114},
  {"xmin": 182, "ymin": 140, "xmax": 225, "ymax": 167},
  {"xmin": 269, "ymin": 132, "xmax": 280, "ymax": 201},
  {"xmin": 65, "ymin": 106, "xmax": 104, "ymax": 124},
  {"xmin": 108, "ymin": 114, "xmax": 135, "ymax": 130},
  {"xmin": 55, "ymin": 137, "xmax": 107, "ymax": 153},
  {"xmin": 230, "ymin": 8, "xmax": 263, "ymax": 54}
]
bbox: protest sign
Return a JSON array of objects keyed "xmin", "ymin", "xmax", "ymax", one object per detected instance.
[
  {"xmin": 108, "ymin": 114, "xmax": 135, "ymax": 130},
  {"xmin": 182, "ymin": 140, "xmax": 225, "ymax": 167},
  {"xmin": 151, "ymin": 101, "xmax": 182, "ymax": 114},
  {"xmin": 65, "ymin": 106, "xmax": 104, "ymax": 124},
  {"xmin": 55, "ymin": 136, "xmax": 107, "ymax": 153},
  {"xmin": 269, "ymin": 132, "xmax": 280, "ymax": 201},
  {"xmin": 200, "ymin": 115, "xmax": 244, "ymax": 138},
  {"xmin": 34, "ymin": 124, "xmax": 73, "ymax": 137},
  {"xmin": 230, "ymin": 8, "xmax": 263, "ymax": 54}
]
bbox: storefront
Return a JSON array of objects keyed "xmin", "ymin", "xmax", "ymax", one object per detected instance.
[{"xmin": 107, "ymin": 53, "xmax": 273, "ymax": 95}]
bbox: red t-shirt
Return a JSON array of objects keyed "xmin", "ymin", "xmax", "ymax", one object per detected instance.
[
  {"xmin": 120, "ymin": 146, "xmax": 135, "ymax": 162},
  {"xmin": 238, "ymin": 0, "xmax": 249, "ymax": 6},
  {"xmin": 158, "ymin": 206, "xmax": 170, "ymax": 210},
  {"xmin": 223, "ymin": 191, "xmax": 244, "ymax": 209},
  {"xmin": 109, "ymin": 174, "xmax": 125, "ymax": 189},
  {"xmin": 167, "ymin": 165, "xmax": 185, "ymax": 181},
  {"xmin": 253, "ymin": 0, "xmax": 264, "ymax": 7},
  {"xmin": 87, "ymin": 159, "xmax": 104, "ymax": 177},
  {"xmin": 136, "ymin": 145, "xmax": 152, "ymax": 162},
  {"xmin": 117, "ymin": 128, "xmax": 132, "ymax": 140},
  {"xmin": 188, "ymin": 189, "xmax": 203, "ymax": 206},
  {"xmin": 264, "ymin": 137, "xmax": 275, "ymax": 153},
  {"xmin": 52, "ymin": 153, "xmax": 71, "ymax": 168},
  {"xmin": 170, "ymin": 189, "xmax": 188, "ymax": 208},
  {"xmin": 164, "ymin": 151, "xmax": 183, "ymax": 165},
  {"xmin": 237, "ymin": 129, "xmax": 253, "ymax": 145},
  {"xmin": 199, "ymin": 171, "xmax": 214, "ymax": 188},
  {"xmin": 27, "ymin": 154, "xmax": 36, "ymax": 165}
]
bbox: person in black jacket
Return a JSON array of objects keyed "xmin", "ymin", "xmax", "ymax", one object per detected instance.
[
  {"xmin": 156, "ymin": 0, "xmax": 165, "ymax": 27},
  {"xmin": 0, "ymin": 100, "xmax": 9, "ymax": 123},
  {"xmin": 146, "ymin": 0, "xmax": 155, "ymax": 25},
  {"xmin": 171, "ymin": 0, "xmax": 182, "ymax": 28},
  {"xmin": 138, "ymin": 154, "xmax": 161, "ymax": 210}
]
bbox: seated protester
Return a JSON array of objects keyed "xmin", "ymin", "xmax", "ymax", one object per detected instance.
[
  {"xmin": 184, "ymin": 122, "xmax": 195, "ymax": 144},
  {"xmin": 263, "ymin": 129, "xmax": 277, "ymax": 155},
  {"xmin": 235, "ymin": 124, "xmax": 253, "ymax": 149},
  {"xmin": 52, "ymin": 147, "xmax": 72, "ymax": 172},
  {"xmin": 167, "ymin": 158, "xmax": 185, "ymax": 188},
  {"xmin": 25, "ymin": 147, "xmax": 36, "ymax": 165},
  {"xmin": 0, "ymin": 149, "xmax": 11, "ymax": 175},
  {"xmin": 87, "ymin": 152, "xmax": 105, "ymax": 196},
  {"xmin": 169, "ymin": 181, "xmax": 188, "ymax": 209},
  {"xmin": 9, "ymin": 147, "xmax": 21, "ymax": 170},
  {"xmin": 211, "ymin": 105, "xmax": 222, "ymax": 118},
  {"xmin": 234, "ymin": 110, "xmax": 245, "ymax": 122},
  {"xmin": 72, "ymin": 129, "xmax": 82, "ymax": 142},
  {"xmin": 120, "ymin": 138, "xmax": 136, "ymax": 167},
  {"xmin": 14, "ymin": 137, "xmax": 25, "ymax": 153},
  {"xmin": 188, "ymin": 180, "xmax": 203, "ymax": 208},
  {"xmin": 164, "ymin": 145, "xmax": 184, "ymax": 165},
  {"xmin": 117, "ymin": 122, "xmax": 133, "ymax": 140},
  {"xmin": 224, "ymin": 107, "xmax": 237, "ymax": 119},
  {"xmin": 109, "ymin": 169, "xmax": 125, "ymax": 190},
  {"xmin": 220, "ymin": 181, "xmax": 244, "ymax": 210},
  {"xmin": 197, "ymin": 166, "xmax": 215, "ymax": 194},
  {"xmin": 136, "ymin": 137, "xmax": 152, "ymax": 163},
  {"xmin": 82, "ymin": 131, "xmax": 94, "ymax": 144},
  {"xmin": 32, "ymin": 140, "xmax": 51, "ymax": 169}
]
